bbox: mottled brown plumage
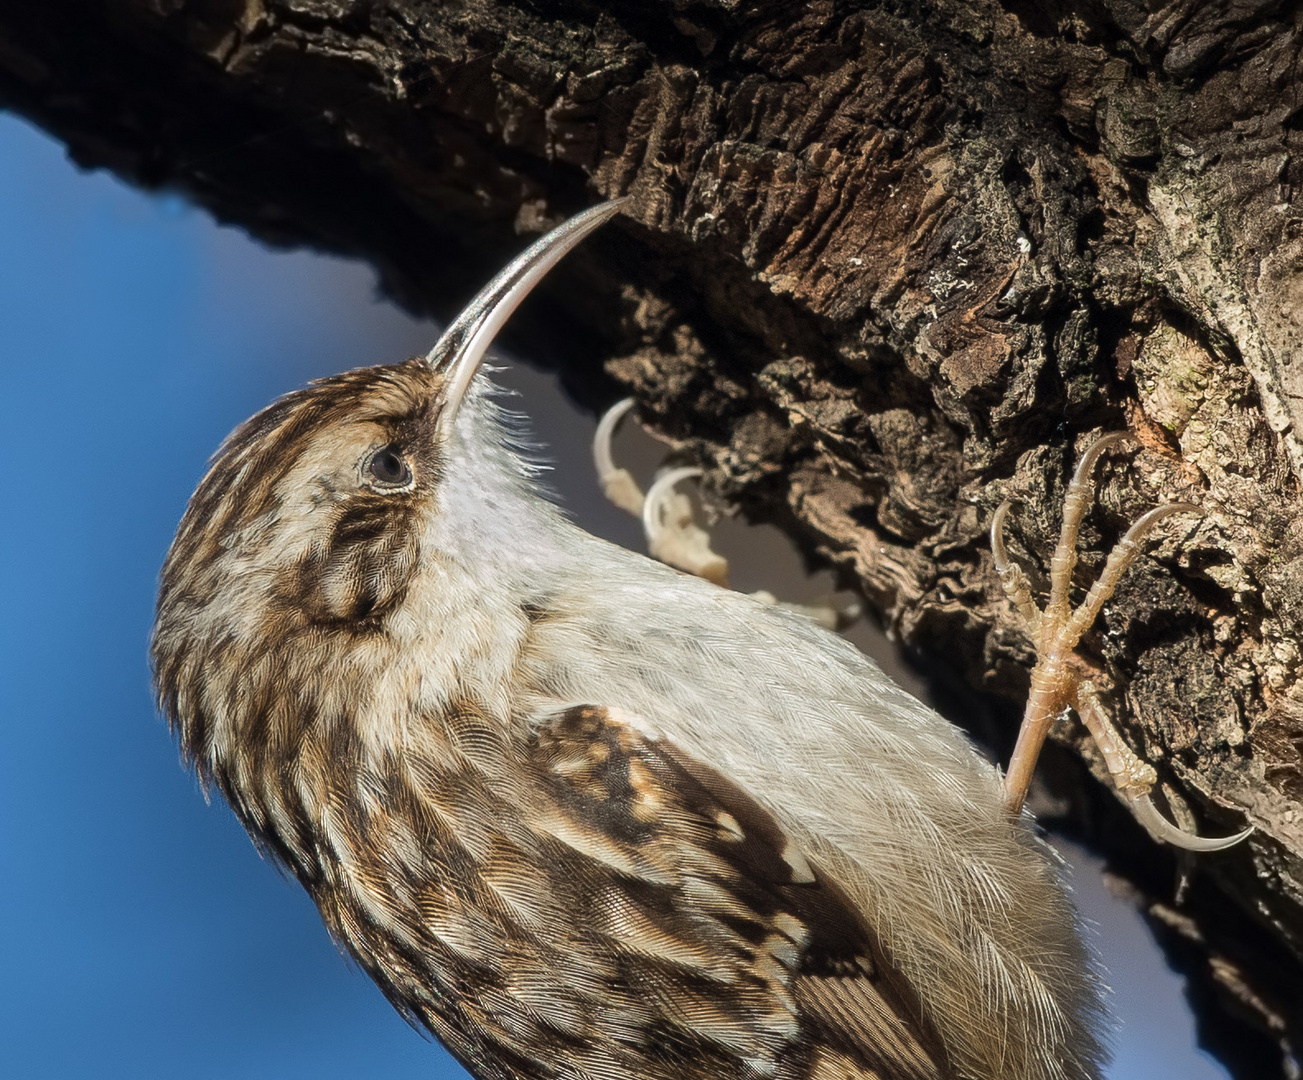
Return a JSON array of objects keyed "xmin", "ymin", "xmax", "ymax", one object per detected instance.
[
  {"xmin": 153, "ymin": 204, "xmax": 1104, "ymax": 1080},
  {"xmin": 154, "ymin": 358, "xmax": 946, "ymax": 1080}
]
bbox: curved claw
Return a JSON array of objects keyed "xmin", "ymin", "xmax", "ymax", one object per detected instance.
[
  {"xmin": 1128, "ymin": 794, "xmax": 1253, "ymax": 852},
  {"xmin": 990, "ymin": 499, "xmax": 1042, "ymax": 630},
  {"xmin": 1120, "ymin": 500, "xmax": 1201, "ymax": 545},
  {"xmin": 592, "ymin": 397, "xmax": 644, "ymax": 516},
  {"xmin": 1069, "ymin": 430, "xmax": 1134, "ymax": 489},
  {"xmin": 643, "ymin": 466, "xmax": 704, "ymax": 542},
  {"xmin": 643, "ymin": 467, "xmax": 730, "ymax": 587},
  {"xmin": 990, "ymin": 500, "xmax": 1014, "ymax": 571},
  {"xmin": 594, "ymin": 397, "xmax": 635, "ymax": 480},
  {"xmin": 1067, "ymin": 500, "xmax": 1202, "ymax": 641}
]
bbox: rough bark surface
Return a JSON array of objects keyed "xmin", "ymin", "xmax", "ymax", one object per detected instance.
[{"xmin": 3, "ymin": 0, "xmax": 1300, "ymax": 1074}]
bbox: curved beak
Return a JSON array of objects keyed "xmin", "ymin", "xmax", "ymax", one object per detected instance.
[{"xmin": 428, "ymin": 198, "xmax": 630, "ymax": 441}]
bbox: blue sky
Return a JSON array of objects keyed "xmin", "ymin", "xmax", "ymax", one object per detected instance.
[{"xmin": 0, "ymin": 110, "xmax": 1228, "ymax": 1079}]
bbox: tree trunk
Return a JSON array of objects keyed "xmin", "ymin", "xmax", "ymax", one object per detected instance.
[{"xmin": 4, "ymin": 0, "xmax": 1299, "ymax": 1073}]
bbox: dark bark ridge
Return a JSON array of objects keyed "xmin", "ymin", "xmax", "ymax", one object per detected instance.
[{"xmin": 2, "ymin": 0, "xmax": 1301, "ymax": 1074}]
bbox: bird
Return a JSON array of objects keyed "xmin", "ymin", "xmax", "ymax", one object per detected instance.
[{"xmin": 152, "ymin": 198, "xmax": 1120, "ymax": 1080}]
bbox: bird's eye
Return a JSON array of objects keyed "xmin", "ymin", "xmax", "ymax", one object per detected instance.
[{"xmin": 366, "ymin": 445, "xmax": 412, "ymax": 488}]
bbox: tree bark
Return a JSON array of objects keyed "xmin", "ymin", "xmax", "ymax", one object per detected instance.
[{"xmin": 4, "ymin": 0, "xmax": 1300, "ymax": 1074}]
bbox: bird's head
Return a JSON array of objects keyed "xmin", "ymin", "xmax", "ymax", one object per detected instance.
[{"xmin": 151, "ymin": 200, "xmax": 626, "ymax": 776}]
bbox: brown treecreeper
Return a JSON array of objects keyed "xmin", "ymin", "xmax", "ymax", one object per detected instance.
[{"xmin": 153, "ymin": 200, "xmax": 1249, "ymax": 1080}]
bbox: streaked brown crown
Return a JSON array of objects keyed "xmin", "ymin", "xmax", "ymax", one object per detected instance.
[{"xmin": 160, "ymin": 354, "xmax": 437, "ymax": 607}]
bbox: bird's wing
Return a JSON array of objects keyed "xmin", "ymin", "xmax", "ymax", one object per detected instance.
[{"xmin": 518, "ymin": 703, "xmax": 951, "ymax": 1080}]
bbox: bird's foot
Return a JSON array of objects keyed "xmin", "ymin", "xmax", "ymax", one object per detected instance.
[
  {"xmin": 992, "ymin": 433, "xmax": 1252, "ymax": 851},
  {"xmin": 594, "ymin": 399, "xmax": 860, "ymax": 629},
  {"xmin": 594, "ymin": 398, "xmax": 731, "ymax": 586}
]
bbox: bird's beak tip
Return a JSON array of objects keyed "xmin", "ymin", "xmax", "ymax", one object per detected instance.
[{"xmin": 429, "ymin": 199, "xmax": 629, "ymax": 438}]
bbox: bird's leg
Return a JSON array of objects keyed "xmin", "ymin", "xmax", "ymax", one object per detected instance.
[
  {"xmin": 594, "ymin": 398, "xmax": 859, "ymax": 628},
  {"xmin": 993, "ymin": 434, "xmax": 1252, "ymax": 851}
]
